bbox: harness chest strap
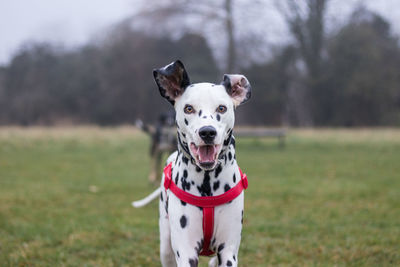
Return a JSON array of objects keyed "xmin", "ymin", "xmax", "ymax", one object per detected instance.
[{"xmin": 163, "ymin": 162, "xmax": 248, "ymax": 256}]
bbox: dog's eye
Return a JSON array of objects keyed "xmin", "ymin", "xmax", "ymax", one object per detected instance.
[
  {"xmin": 216, "ymin": 105, "xmax": 227, "ymax": 113},
  {"xmin": 184, "ymin": 104, "xmax": 195, "ymax": 114}
]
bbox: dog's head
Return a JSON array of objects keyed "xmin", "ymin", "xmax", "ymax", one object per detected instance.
[{"xmin": 153, "ymin": 60, "xmax": 251, "ymax": 170}]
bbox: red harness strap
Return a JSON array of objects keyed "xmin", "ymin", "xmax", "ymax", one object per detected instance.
[{"xmin": 163, "ymin": 162, "xmax": 248, "ymax": 256}]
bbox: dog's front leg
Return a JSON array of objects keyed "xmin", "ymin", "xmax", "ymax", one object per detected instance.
[
  {"xmin": 217, "ymin": 247, "xmax": 239, "ymax": 267},
  {"xmin": 175, "ymin": 254, "xmax": 199, "ymax": 267},
  {"xmin": 170, "ymin": 236, "xmax": 201, "ymax": 267},
  {"xmin": 159, "ymin": 189, "xmax": 177, "ymax": 267},
  {"xmin": 169, "ymin": 199, "xmax": 203, "ymax": 267},
  {"xmin": 213, "ymin": 200, "xmax": 243, "ymax": 267}
]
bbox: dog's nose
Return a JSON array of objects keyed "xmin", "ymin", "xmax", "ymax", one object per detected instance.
[{"xmin": 199, "ymin": 126, "xmax": 217, "ymax": 144}]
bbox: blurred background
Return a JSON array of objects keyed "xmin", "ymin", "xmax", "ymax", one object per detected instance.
[
  {"xmin": 1, "ymin": 0, "xmax": 400, "ymax": 127},
  {"xmin": 1, "ymin": 1, "xmax": 400, "ymax": 266}
]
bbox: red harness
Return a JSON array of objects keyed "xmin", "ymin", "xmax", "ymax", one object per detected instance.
[{"xmin": 163, "ymin": 162, "xmax": 248, "ymax": 256}]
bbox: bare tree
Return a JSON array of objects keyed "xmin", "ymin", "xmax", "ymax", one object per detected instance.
[
  {"xmin": 224, "ymin": 0, "xmax": 235, "ymax": 73},
  {"xmin": 130, "ymin": 0, "xmax": 270, "ymax": 73},
  {"xmin": 284, "ymin": 0, "xmax": 328, "ymax": 78},
  {"xmin": 277, "ymin": 0, "xmax": 330, "ymax": 126}
]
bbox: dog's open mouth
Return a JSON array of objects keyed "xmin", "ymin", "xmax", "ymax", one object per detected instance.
[{"xmin": 190, "ymin": 143, "xmax": 221, "ymax": 169}]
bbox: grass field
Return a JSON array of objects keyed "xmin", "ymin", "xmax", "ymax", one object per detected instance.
[{"xmin": 0, "ymin": 127, "xmax": 399, "ymax": 266}]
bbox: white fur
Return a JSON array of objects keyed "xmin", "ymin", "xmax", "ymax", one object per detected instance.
[
  {"xmin": 175, "ymin": 83, "xmax": 235, "ymax": 151},
  {"xmin": 133, "ymin": 76, "xmax": 250, "ymax": 267}
]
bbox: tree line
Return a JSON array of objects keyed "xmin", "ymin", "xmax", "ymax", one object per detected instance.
[{"xmin": 0, "ymin": 3, "xmax": 399, "ymax": 126}]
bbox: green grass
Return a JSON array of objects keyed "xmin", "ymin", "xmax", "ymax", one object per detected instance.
[{"xmin": 0, "ymin": 127, "xmax": 399, "ymax": 266}]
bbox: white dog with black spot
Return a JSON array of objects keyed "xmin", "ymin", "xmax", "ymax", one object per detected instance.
[{"xmin": 132, "ymin": 60, "xmax": 251, "ymax": 267}]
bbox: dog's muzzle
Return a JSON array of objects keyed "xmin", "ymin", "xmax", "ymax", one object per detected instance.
[
  {"xmin": 190, "ymin": 143, "xmax": 221, "ymax": 169},
  {"xmin": 189, "ymin": 126, "xmax": 221, "ymax": 169}
]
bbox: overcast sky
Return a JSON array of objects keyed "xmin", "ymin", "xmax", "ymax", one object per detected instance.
[
  {"xmin": 0, "ymin": 0, "xmax": 399, "ymax": 65},
  {"xmin": 0, "ymin": 0, "xmax": 134, "ymax": 65}
]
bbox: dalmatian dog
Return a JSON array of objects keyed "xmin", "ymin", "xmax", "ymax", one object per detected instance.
[{"xmin": 132, "ymin": 60, "xmax": 251, "ymax": 267}]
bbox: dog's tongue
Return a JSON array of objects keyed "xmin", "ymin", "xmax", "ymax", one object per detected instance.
[{"xmin": 198, "ymin": 145, "xmax": 215, "ymax": 162}]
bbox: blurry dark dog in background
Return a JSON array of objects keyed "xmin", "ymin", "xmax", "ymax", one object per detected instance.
[{"xmin": 136, "ymin": 112, "xmax": 177, "ymax": 184}]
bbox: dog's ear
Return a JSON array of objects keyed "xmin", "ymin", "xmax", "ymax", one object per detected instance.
[
  {"xmin": 153, "ymin": 60, "xmax": 191, "ymax": 105},
  {"xmin": 222, "ymin": 74, "xmax": 251, "ymax": 107}
]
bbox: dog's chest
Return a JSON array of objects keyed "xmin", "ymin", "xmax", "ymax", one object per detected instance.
[
  {"xmin": 166, "ymin": 157, "xmax": 244, "ymax": 248},
  {"xmin": 166, "ymin": 150, "xmax": 244, "ymax": 237}
]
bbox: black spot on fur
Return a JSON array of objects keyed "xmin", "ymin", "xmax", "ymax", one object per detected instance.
[
  {"xmin": 196, "ymin": 166, "xmax": 202, "ymax": 172},
  {"xmin": 202, "ymin": 116, "xmax": 207, "ymax": 119},
  {"xmin": 181, "ymin": 177, "xmax": 191, "ymax": 191},
  {"xmin": 228, "ymin": 152, "xmax": 232, "ymax": 161},
  {"xmin": 218, "ymin": 243, "xmax": 225, "ymax": 252},
  {"xmin": 227, "ymin": 260, "xmax": 232, "ymax": 266},
  {"xmin": 191, "ymin": 181, "xmax": 194, "ymax": 185},
  {"xmin": 213, "ymin": 181, "xmax": 220, "ymax": 191},
  {"xmin": 177, "ymin": 250, "xmax": 180, "ymax": 257},
  {"xmin": 224, "ymin": 129, "xmax": 233, "ymax": 146},
  {"xmin": 189, "ymin": 258, "xmax": 198, "ymax": 267},
  {"xmin": 165, "ymin": 196, "xmax": 169, "ymax": 214},
  {"xmin": 233, "ymin": 173, "xmax": 236, "ymax": 183},
  {"xmin": 183, "ymin": 169, "xmax": 188, "ymax": 178},
  {"xmin": 210, "ymin": 115, "xmax": 214, "ymax": 119},
  {"xmin": 197, "ymin": 171, "xmax": 212, "ymax": 196},
  {"xmin": 180, "ymin": 215, "xmax": 187, "ymax": 228},
  {"xmin": 215, "ymin": 164, "xmax": 222, "ymax": 178},
  {"xmin": 195, "ymin": 239, "xmax": 204, "ymax": 255},
  {"xmin": 181, "ymin": 200, "xmax": 187, "ymax": 206},
  {"xmin": 231, "ymin": 137, "xmax": 236, "ymax": 148},
  {"xmin": 160, "ymin": 192, "xmax": 163, "ymax": 202},
  {"xmin": 224, "ymin": 137, "xmax": 231, "ymax": 146},
  {"xmin": 233, "ymin": 255, "xmax": 236, "ymax": 261},
  {"xmin": 182, "ymin": 156, "xmax": 189, "ymax": 165},
  {"xmin": 182, "ymin": 132, "xmax": 186, "ymax": 138},
  {"xmin": 199, "ymin": 110, "xmax": 202, "ymax": 117},
  {"xmin": 224, "ymin": 184, "xmax": 231, "ymax": 192},
  {"xmin": 177, "ymin": 133, "xmax": 191, "ymax": 156},
  {"xmin": 175, "ymin": 172, "xmax": 179, "ymax": 185},
  {"xmin": 218, "ymin": 253, "xmax": 222, "ymax": 266},
  {"xmin": 216, "ymin": 114, "xmax": 221, "ymax": 121},
  {"xmin": 184, "ymin": 118, "xmax": 189, "ymax": 125},
  {"xmin": 241, "ymin": 210, "xmax": 244, "ymax": 224}
]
